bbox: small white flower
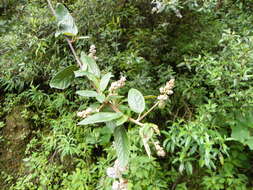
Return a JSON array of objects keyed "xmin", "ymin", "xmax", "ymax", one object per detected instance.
[
  {"xmin": 157, "ymin": 149, "xmax": 166, "ymax": 157},
  {"xmin": 159, "ymin": 87, "xmax": 165, "ymax": 94},
  {"xmin": 152, "ymin": 7, "xmax": 158, "ymax": 13},
  {"xmin": 167, "ymin": 90, "xmax": 173, "ymax": 95},
  {"xmin": 120, "ymin": 76, "xmax": 126, "ymax": 82},
  {"xmin": 157, "ymin": 94, "xmax": 168, "ymax": 101},
  {"xmin": 106, "ymin": 167, "xmax": 118, "ymax": 178},
  {"xmin": 76, "ymin": 107, "xmax": 93, "ymax": 118},
  {"xmin": 90, "ymin": 44, "xmax": 96, "ymax": 50},
  {"xmin": 112, "ymin": 181, "xmax": 120, "ymax": 190}
]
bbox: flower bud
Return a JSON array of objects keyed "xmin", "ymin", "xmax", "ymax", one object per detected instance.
[
  {"xmin": 157, "ymin": 94, "xmax": 168, "ymax": 101},
  {"xmin": 157, "ymin": 149, "xmax": 166, "ymax": 157}
]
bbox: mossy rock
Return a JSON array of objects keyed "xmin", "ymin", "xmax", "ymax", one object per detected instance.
[{"xmin": 0, "ymin": 106, "xmax": 31, "ymax": 188}]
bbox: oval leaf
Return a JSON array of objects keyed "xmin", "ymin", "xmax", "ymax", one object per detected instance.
[
  {"xmin": 114, "ymin": 126, "xmax": 129, "ymax": 168},
  {"xmin": 100, "ymin": 72, "xmax": 113, "ymax": 91},
  {"xmin": 55, "ymin": 3, "xmax": 78, "ymax": 37},
  {"xmin": 76, "ymin": 90, "xmax": 98, "ymax": 97},
  {"xmin": 50, "ymin": 65, "xmax": 78, "ymax": 89},
  {"xmin": 127, "ymin": 88, "xmax": 145, "ymax": 113},
  {"xmin": 139, "ymin": 124, "xmax": 154, "ymax": 158},
  {"xmin": 74, "ymin": 70, "xmax": 100, "ymax": 88},
  {"xmin": 80, "ymin": 52, "xmax": 88, "ymax": 71},
  {"xmin": 80, "ymin": 52, "xmax": 100, "ymax": 77},
  {"xmin": 78, "ymin": 112, "xmax": 122, "ymax": 125}
]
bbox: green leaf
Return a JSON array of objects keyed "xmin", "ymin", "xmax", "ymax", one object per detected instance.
[
  {"xmin": 55, "ymin": 3, "xmax": 78, "ymax": 37},
  {"xmin": 105, "ymin": 115, "xmax": 128, "ymax": 133},
  {"xmin": 80, "ymin": 52, "xmax": 88, "ymax": 71},
  {"xmin": 127, "ymin": 88, "xmax": 145, "ymax": 113},
  {"xmin": 106, "ymin": 121, "xmax": 117, "ymax": 133},
  {"xmin": 100, "ymin": 72, "xmax": 113, "ymax": 91},
  {"xmin": 185, "ymin": 162, "xmax": 193, "ymax": 175},
  {"xmin": 74, "ymin": 70, "xmax": 100, "ymax": 88},
  {"xmin": 80, "ymin": 52, "xmax": 100, "ymax": 77},
  {"xmin": 114, "ymin": 126, "xmax": 130, "ymax": 167},
  {"xmin": 115, "ymin": 115, "xmax": 128, "ymax": 126},
  {"xmin": 95, "ymin": 93, "xmax": 106, "ymax": 103},
  {"xmin": 246, "ymin": 137, "xmax": 253, "ymax": 150},
  {"xmin": 50, "ymin": 65, "xmax": 78, "ymax": 89},
  {"xmin": 108, "ymin": 95, "xmax": 124, "ymax": 101},
  {"xmin": 179, "ymin": 163, "xmax": 184, "ymax": 173},
  {"xmin": 231, "ymin": 125, "xmax": 250, "ymax": 142},
  {"xmin": 76, "ymin": 90, "xmax": 98, "ymax": 97},
  {"xmin": 78, "ymin": 112, "xmax": 122, "ymax": 125},
  {"xmin": 139, "ymin": 124, "xmax": 154, "ymax": 158}
]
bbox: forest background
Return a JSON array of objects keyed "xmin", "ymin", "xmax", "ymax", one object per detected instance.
[{"xmin": 1, "ymin": 0, "xmax": 253, "ymax": 189}]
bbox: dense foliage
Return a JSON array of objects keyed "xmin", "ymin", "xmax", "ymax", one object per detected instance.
[{"xmin": 1, "ymin": 0, "xmax": 253, "ymax": 189}]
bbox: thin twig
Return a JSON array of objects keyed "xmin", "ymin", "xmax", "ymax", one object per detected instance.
[
  {"xmin": 46, "ymin": 0, "xmax": 82, "ymax": 68},
  {"xmin": 66, "ymin": 39, "xmax": 83, "ymax": 68},
  {"xmin": 128, "ymin": 117, "xmax": 144, "ymax": 127},
  {"xmin": 138, "ymin": 101, "xmax": 159, "ymax": 121},
  {"xmin": 46, "ymin": 0, "xmax": 56, "ymax": 16}
]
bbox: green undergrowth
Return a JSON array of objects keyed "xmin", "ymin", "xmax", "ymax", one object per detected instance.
[{"xmin": 1, "ymin": 0, "xmax": 253, "ymax": 189}]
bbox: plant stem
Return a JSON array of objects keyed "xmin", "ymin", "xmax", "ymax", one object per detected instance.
[
  {"xmin": 108, "ymin": 103, "xmax": 144, "ymax": 127},
  {"xmin": 129, "ymin": 117, "xmax": 144, "ymax": 127},
  {"xmin": 138, "ymin": 101, "xmax": 159, "ymax": 121},
  {"xmin": 46, "ymin": 0, "xmax": 56, "ymax": 16},
  {"xmin": 66, "ymin": 39, "xmax": 83, "ymax": 68},
  {"xmin": 46, "ymin": 0, "xmax": 83, "ymax": 68}
]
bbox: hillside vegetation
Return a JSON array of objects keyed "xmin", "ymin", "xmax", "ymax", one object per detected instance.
[{"xmin": 1, "ymin": 0, "xmax": 253, "ymax": 189}]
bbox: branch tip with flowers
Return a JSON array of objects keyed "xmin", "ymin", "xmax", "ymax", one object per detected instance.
[{"xmin": 47, "ymin": 1, "xmax": 175, "ymax": 189}]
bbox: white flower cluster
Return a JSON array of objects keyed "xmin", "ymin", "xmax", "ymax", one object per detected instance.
[
  {"xmin": 151, "ymin": 0, "xmax": 165, "ymax": 13},
  {"xmin": 157, "ymin": 78, "xmax": 175, "ymax": 101},
  {"xmin": 153, "ymin": 141, "xmax": 166, "ymax": 157},
  {"xmin": 151, "ymin": 124, "xmax": 160, "ymax": 135},
  {"xmin": 106, "ymin": 159, "xmax": 127, "ymax": 179},
  {"xmin": 88, "ymin": 44, "xmax": 98, "ymax": 60},
  {"xmin": 106, "ymin": 160, "xmax": 128, "ymax": 190},
  {"xmin": 76, "ymin": 107, "xmax": 93, "ymax": 118},
  {"xmin": 109, "ymin": 76, "xmax": 126, "ymax": 94},
  {"xmin": 151, "ymin": 0, "xmax": 182, "ymax": 18}
]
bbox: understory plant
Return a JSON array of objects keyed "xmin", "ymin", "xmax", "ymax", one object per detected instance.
[{"xmin": 47, "ymin": 2, "xmax": 174, "ymax": 189}]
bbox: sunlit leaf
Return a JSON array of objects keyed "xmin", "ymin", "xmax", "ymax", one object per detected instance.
[
  {"xmin": 185, "ymin": 162, "xmax": 193, "ymax": 175},
  {"xmin": 139, "ymin": 124, "xmax": 154, "ymax": 158},
  {"xmin": 100, "ymin": 72, "xmax": 113, "ymax": 91},
  {"xmin": 74, "ymin": 70, "xmax": 100, "ymax": 88},
  {"xmin": 114, "ymin": 126, "xmax": 129, "ymax": 167},
  {"xmin": 127, "ymin": 88, "xmax": 145, "ymax": 113},
  {"xmin": 246, "ymin": 137, "xmax": 253, "ymax": 150},
  {"xmin": 80, "ymin": 52, "xmax": 100, "ymax": 77},
  {"xmin": 78, "ymin": 112, "xmax": 122, "ymax": 125},
  {"xmin": 55, "ymin": 3, "xmax": 78, "ymax": 37},
  {"xmin": 95, "ymin": 93, "xmax": 106, "ymax": 103},
  {"xmin": 76, "ymin": 90, "xmax": 98, "ymax": 97},
  {"xmin": 80, "ymin": 52, "xmax": 88, "ymax": 71}
]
